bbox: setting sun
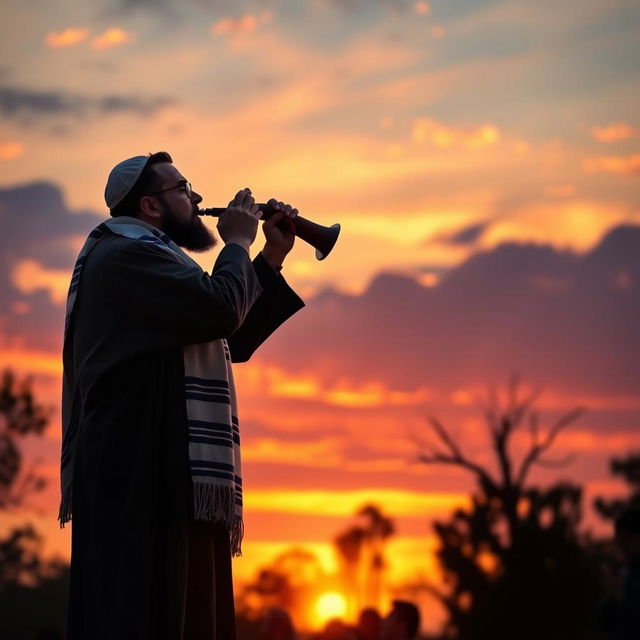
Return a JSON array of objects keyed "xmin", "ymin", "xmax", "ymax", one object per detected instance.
[{"xmin": 314, "ymin": 592, "xmax": 348, "ymax": 625}]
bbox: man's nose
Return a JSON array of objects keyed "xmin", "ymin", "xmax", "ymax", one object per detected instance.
[{"xmin": 192, "ymin": 190, "xmax": 203, "ymax": 205}]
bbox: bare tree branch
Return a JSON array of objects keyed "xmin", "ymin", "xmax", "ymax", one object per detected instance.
[
  {"xmin": 516, "ymin": 407, "xmax": 584, "ymax": 486},
  {"xmin": 428, "ymin": 417, "xmax": 464, "ymax": 459},
  {"xmin": 417, "ymin": 451, "xmax": 497, "ymax": 493}
]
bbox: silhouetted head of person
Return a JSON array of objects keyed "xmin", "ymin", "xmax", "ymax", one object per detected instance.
[
  {"xmin": 356, "ymin": 607, "xmax": 381, "ymax": 640},
  {"xmin": 615, "ymin": 508, "xmax": 640, "ymax": 566},
  {"xmin": 259, "ymin": 607, "xmax": 296, "ymax": 640},
  {"xmin": 107, "ymin": 151, "xmax": 215, "ymax": 252},
  {"xmin": 380, "ymin": 600, "xmax": 420, "ymax": 640}
]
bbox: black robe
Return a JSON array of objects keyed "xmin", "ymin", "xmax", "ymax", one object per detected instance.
[{"xmin": 64, "ymin": 231, "xmax": 304, "ymax": 640}]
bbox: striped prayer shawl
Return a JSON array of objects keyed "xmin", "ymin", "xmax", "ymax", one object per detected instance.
[{"xmin": 59, "ymin": 216, "xmax": 244, "ymax": 555}]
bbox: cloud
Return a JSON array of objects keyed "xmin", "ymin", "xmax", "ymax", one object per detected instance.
[
  {"xmin": 211, "ymin": 12, "xmax": 272, "ymax": 37},
  {"xmin": 245, "ymin": 488, "xmax": 469, "ymax": 517},
  {"xmin": 0, "ymin": 182, "xmax": 100, "ymax": 351},
  {"xmin": 11, "ymin": 260, "xmax": 70, "ymax": 305},
  {"xmin": 412, "ymin": 117, "xmax": 501, "ymax": 148},
  {"xmin": 590, "ymin": 123, "xmax": 637, "ymax": 143},
  {"xmin": 431, "ymin": 221, "xmax": 490, "ymax": 246},
  {"xmin": 583, "ymin": 155, "xmax": 640, "ymax": 176},
  {"xmin": 44, "ymin": 28, "xmax": 90, "ymax": 49},
  {"xmin": 240, "ymin": 364, "xmax": 435, "ymax": 407},
  {"xmin": 90, "ymin": 27, "xmax": 134, "ymax": 50},
  {"xmin": 0, "ymin": 86, "xmax": 175, "ymax": 121},
  {"xmin": 254, "ymin": 225, "xmax": 640, "ymax": 397},
  {"xmin": 0, "ymin": 141, "xmax": 24, "ymax": 160}
]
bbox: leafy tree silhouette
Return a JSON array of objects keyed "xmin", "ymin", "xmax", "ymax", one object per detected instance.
[
  {"xmin": 0, "ymin": 369, "xmax": 50, "ymax": 511},
  {"xmin": 0, "ymin": 369, "xmax": 54, "ymax": 589},
  {"xmin": 417, "ymin": 377, "xmax": 605, "ymax": 640},
  {"xmin": 0, "ymin": 369, "xmax": 68, "ymax": 640},
  {"xmin": 594, "ymin": 453, "xmax": 640, "ymax": 522},
  {"xmin": 334, "ymin": 504, "xmax": 395, "ymax": 616},
  {"xmin": 236, "ymin": 546, "xmax": 324, "ymax": 633}
]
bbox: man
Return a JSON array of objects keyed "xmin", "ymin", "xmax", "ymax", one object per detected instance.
[
  {"xmin": 599, "ymin": 508, "xmax": 640, "ymax": 639},
  {"xmin": 59, "ymin": 152, "xmax": 304, "ymax": 639},
  {"xmin": 380, "ymin": 600, "xmax": 421, "ymax": 640}
]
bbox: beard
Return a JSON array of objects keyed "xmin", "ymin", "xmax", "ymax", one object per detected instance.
[{"xmin": 159, "ymin": 198, "xmax": 217, "ymax": 253}]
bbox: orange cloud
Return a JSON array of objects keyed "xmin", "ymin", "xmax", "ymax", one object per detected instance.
[
  {"xmin": 243, "ymin": 437, "xmax": 344, "ymax": 468},
  {"xmin": 0, "ymin": 142, "xmax": 24, "ymax": 161},
  {"xmin": 590, "ymin": 123, "xmax": 637, "ymax": 143},
  {"xmin": 11, "ymin": 259, "xmax": 69, "ymax": 305},
  {"xmin": 211, "ymin": 12, "xmax": 272, "ymax": 37},
  {"xmin": 90, "ymin": 28, "xmax": 134, "ymax": 50},
  {"xmin": 583, "ymin": 155, "xmax": 640, "ymax": 176},
  {"xmin": 412, "ymin": 118, "xmax": 500, "ymax": 148},
  {"xmin": 414, "ymin": 1, "xmax": 431, "ymax": 15},
  {"xmin": 240, "ymin": 364, "xmax": 435, "ymax": 408},
  {"xmin": 245, "ymin": 488, "xmax": 469, "ymax": 517},
  {"xmin": 538, "ymin": 429, "xmax": 640, "ymax": 453},
  {"xmin": 44, "ymin": 27, "xmax": 90, "ymax": 48},
  {"xmin": 0, "ymin": 348, "xmax": 61, "ymax": 376}
]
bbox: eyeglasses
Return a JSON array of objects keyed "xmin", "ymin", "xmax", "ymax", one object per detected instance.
[{"xmin": 148, "ymin": 181, "xmax": 192, "ymax": 199}]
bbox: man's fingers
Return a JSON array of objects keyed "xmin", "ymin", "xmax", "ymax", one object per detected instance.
[
  {"xmin": 264, "ymin": 211, "xmax": 284, "ymax": 227},
  {"xmin": 241, "ymin": 188, "xmax": 254, "ymax": 210},
  {"xmin": 231, "ymin": 188, "xmax": 248, "ymax": 207}
]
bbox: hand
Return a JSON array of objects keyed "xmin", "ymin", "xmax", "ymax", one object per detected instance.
[
  {"xmin": 217, "ymin": 188, "xmax": 261, "ymax": 251},
  {"xmin": 261, "ymin": 198, "xmax": 298, "ymax": 269}
]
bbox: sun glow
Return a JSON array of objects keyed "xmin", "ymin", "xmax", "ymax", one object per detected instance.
[{"xmin": 314, "ymin": 592, "xmax": 348, "ymax": 626}]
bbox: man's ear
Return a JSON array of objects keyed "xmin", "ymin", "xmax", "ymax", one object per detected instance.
[{"xmin": 139, "ymin": 195, "xmax": 161, "ymax": 219}]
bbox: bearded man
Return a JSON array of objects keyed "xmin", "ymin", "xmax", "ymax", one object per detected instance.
[{"xmin": 59, "ymin": 152, "xmax": 304, "ymax": 639}]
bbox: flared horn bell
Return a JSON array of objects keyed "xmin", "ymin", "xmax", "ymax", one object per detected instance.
[{"xmin": 198, "ymin": 203, "xmax": 340, "ymax": 261}]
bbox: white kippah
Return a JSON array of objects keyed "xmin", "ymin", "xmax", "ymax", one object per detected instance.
[{"xmin": 104, "ymin": 155, "xmax": 149, "ymax": 210}]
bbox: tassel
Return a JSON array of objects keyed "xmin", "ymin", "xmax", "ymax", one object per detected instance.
[
  {"xmin": 193, "ymin": 482, "xmax": 235, "ymax": 525},
  {"xmin": 231, "ymin": 515, "xmax": 244, "ymax": 557},
  {"xmin": 58, "ymin": 485, "xmax": 73, "ymax": 528}
]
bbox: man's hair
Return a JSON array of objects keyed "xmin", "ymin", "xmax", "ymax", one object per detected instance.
[
  {"xmin": 615, "ymin": 508, "xmax": 640, "ymax": 537},
  {"xmin": 392, "ymin": 600, "xmax": 420, "ymax": 639},
  {"xmin": 110, "ymin": 151, "xmax": 173, "ymax": 218}
]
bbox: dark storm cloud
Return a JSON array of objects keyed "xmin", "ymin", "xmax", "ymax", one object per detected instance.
[
  {"xmin": 258, "ymin": 225, "xmax": 640, "ymax": 397},
  {"xmin": 0, "ymin": 86, "xmax": 176, "ymax": 122},
  {"xmin": 0, "ymin": 182, "xmax": 101, "ymax": 351},
  {"xmin": 432, "ymin": 221, "xmax": 490, "ymax": 246}
]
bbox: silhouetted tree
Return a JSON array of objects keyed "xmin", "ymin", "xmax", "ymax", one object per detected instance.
[
  {"xmin": 237, "ymin": 546, "xmax": 324, "ymax": 632},
  {"xmin": 334, "ymin": 504, "xmax": 395, "ymax": 616},
  {"xmin": 0, "ymin": 369, "xmax": 50, "ymax": 510},
  {"xmin": 0, "ymin": 369, "xmax": 68, "ymax": 640},
  {"xmin": 358, "ymin": 505, "xmax": 395, "ymax": 611},
  {"xmin": 335, "ymin": 523, "xmax": 366, "ymax": 618},
  {"xmin": 417, "ymin": 377, "xmax": 605, "ymax": 640},
  {"xmin": 594, "ymin": 453, "xmax": 640, "ymax": 522}
]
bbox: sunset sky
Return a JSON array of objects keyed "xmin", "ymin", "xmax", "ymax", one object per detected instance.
[{"xmin": 1, "ymin": 0, "xmax": 639, "ymax": 632}]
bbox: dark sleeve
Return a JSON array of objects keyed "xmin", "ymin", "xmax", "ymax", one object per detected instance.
[
  {"xmin": 227, "ymin": 252, "xmax": 305, "ymax": 363},
  {"xmin": 109, "ymin": 240, "xmax": 264, "ymax": 351},
  {"xmin": 597, "ymin": 595, "xmax": 619, "ymax": 632}
]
